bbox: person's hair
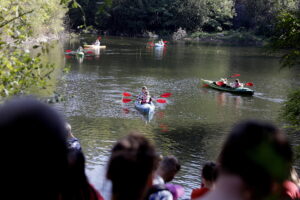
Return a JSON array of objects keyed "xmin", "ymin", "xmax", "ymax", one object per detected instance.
[
  {"xmin": 142, "ymin": 86, "xmax": 147, "ymax": 90},
  {"xmin": 235, "ymin": 79, "xmax": 239, "ymax": 82},
  {"xmin": 68, "ymin": 149, "xmax": 102, "ymax": 200},
  {"xmin": 0, "ymin": 98, "xmax": 69, "ymax": 199},
  {"xmin": 159, "ymin": 155, "xmax": 181, "ymax": 182},
  {"xmin": 218, "ymin": 120, "xmax": 293, "ymax": 200},
  {"xmin": 0, "ymin": 98, "xmax": 101, "ymax": 200},
  {"xmin": 107, "ymin": 133, "xmax": 158, "ymax": 200},
  {"xmin": 202, "ymin": 162, "xmax": 218, "ymax": 182}
]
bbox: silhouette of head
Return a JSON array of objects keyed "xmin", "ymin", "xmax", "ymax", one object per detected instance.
[
  {"xmin": 0, "ymin": 97, "xmax": 69, "ymax": 199},
  {"xmin": 107, "ymin": 133, "xmax": 158, "ymax": 200},
  {"xmin": 157, "ymin": 155, "xmax": 181, "ymax": 182},
  {"xmin": 218, "ymin": 120, "xmax": 293, "ymax": 199}
]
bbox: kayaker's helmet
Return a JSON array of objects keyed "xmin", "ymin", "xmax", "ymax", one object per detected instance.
[{"xmin": 142, "ymin": 86, "xmax": 147, "ymax": 90}]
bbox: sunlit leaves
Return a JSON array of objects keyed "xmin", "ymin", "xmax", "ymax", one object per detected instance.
[
  {"xmin": 269, "ymin": 10, "xmax": 300, "ymax": 68},
  {"xmin": 0, "ymin": 0, "xmax": 66, "ymax": 98}
]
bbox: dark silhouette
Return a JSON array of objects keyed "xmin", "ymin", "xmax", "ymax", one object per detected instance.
[
  {"xmin": 191, "ymin": 161, "xmax": 218, "ymax": 199},
  {"xmin": 0, "ymin": 98, "xmax": 103, "ymax": 200},
  {"xmin": 154, "ymin": 155, "xmax": 181, "ymax": 184},
  {"xmin": 107, "ymin": 133, "xmax": 158, "ymax": 200},
  {"xmin": 199, "ymin": 120, "xmax": 293, "ymax": 200}
]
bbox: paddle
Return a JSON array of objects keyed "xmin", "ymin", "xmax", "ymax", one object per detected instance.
[
  {"xmin": 160, "ymin": 92, "xmax": 172, "ymax": 98},
  {"xmin": 122, "ymin": 92, "xmax": 171, "ymax": 103},
  {"xmin": 229, "ymin": 74, "xmax": 240, "ymax": 78},
  {"xmin": 245, "ymin": 82, "xmax": 254, "ymax": 86},
  {"xmin": 123, "ymin": 92, "xmax": 131, "ymax": 97},
  {"xmin": 156, "ymin": 99, "xmax": 167, "ymax": 103},
  {"xmin": 123, "ymin": 92, "xmax": 172, "ymax": 98},
  {"xmin": 122, "ymin": 98, "xmax": 167, "ymax": 103},
  {"xmin": 122, "ymin": 98, "xmax": 132, "ymax": 103}
]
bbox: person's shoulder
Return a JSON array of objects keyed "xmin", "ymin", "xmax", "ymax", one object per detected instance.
[{"xmin": 191, "ymin": 187, "xmax": 210, "ymax": 199}]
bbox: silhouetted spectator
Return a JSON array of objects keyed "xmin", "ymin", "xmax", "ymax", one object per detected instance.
[
  {"xmin": 148, "ymin": 155, "xmax": 183, "ymax": 200},
  {"xmin": 0, "ymin": 97, "xmax": 103, "ymax": 200},
  {"xmin": 191, "ymin": 161, "xmax": 218, "ymax": 199},
  {"xmin": 153, "ymin": 155, "xmax": 181, "ymax": 184},
  {"xmin": 107, "ymin": 133, "xmax": 158, "ymax": 200},
  {"xmin": 198, "ymin": 120, "xmax": 293, "ymax": 200}
]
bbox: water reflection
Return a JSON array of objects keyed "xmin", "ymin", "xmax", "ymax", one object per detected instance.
[{"xmin": 154, "ymin": 46, "xmax": 166, "ymax": 60}]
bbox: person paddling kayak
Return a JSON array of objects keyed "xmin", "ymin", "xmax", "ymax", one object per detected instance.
[{"xmin": 137, "ymin": 86, "xmax": 152, "ymax": 104}]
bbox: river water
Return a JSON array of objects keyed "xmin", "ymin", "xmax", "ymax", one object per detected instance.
[{"xmin": 49, "ymin": 36, "xmax": 300, "ymax": 198}]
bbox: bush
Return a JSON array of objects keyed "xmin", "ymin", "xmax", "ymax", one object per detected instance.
[
  {"xmin": 172, "ymin": 28, "xmax": 187, "ymax": 40},
  {"xmin": 280, "ymin": 90, "xmax": 300, "ymax": 128}
]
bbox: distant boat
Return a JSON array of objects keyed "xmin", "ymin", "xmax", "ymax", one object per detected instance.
[
  {"xmin": 154, "ymin": 43, "xmax": 165, "ymax": 47},
  {"xmin": 84, "ymin": 44, "xmax": 106, "ymax": 49}
]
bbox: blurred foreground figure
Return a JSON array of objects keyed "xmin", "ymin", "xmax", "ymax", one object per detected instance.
[
  {"xmin": 191, "ymin": 161, "xmax": 218, "ymax": 199},
  {"xmin": 0, "ymin": 98, "xmax": 103, "ymax": 200},
  {"xmin": 199, "ymin": 120, "xmax": 293, "ymax": 200},
  {"xmin": 107, "ymin": 133, "xmax": 158, "ymax": 200}
]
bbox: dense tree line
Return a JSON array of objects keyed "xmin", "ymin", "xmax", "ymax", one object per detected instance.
[{"xmin": 67, "ymin": 0, "xmax": 298, "ymax": 36}]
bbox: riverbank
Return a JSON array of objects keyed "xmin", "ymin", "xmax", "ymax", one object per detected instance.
[
  {"xmin": 80, "ymin": 28, "xmax": 267, "ymax": 47},
  {"xmin": 186, "ymin": 31, "xmax": 266, "ymax": 46}
]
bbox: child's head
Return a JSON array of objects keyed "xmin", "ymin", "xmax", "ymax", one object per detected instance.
[
  {"xmin": 107, "ymin": 133, "xmax": 158, "ymax": 200},
  {"xmin": 157, "ymin": 155, "xmax": 181, "ymax": 182},
  {"xmin": 201, "ymin": 162, "xmax": 218, "ymax": 186},
  {"xmin": 235, "ymin": 79, "xmax": 239, "ymax": 82},
  {"xmin": 142, "ymin": 86, "xmax": 147, "ymax": 91}
]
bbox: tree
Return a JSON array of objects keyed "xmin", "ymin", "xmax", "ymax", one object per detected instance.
[
  {"xmin": 0, "ymin": 0, "xmax": 67, "ymax": 97},
  {"xmin": 269, "ymin": 10, "xmax": 300, "ymax": 68},
  {"xmin": 269, "ymin": 9, "xmax": 300, "ymax": 129},
  {"xmin": 233, "ymin": 0, "xmax": 297, "ymax": 36}
]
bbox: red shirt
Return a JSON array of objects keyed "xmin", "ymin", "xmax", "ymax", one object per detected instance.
[{"xmin": 191, "ymin": 187, "xmax": 210, "ymax": 199}]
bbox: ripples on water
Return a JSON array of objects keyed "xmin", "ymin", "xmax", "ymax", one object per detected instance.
[{"xmin": 53, "ymin": 36, "xmax": 300, "ymax": 198}]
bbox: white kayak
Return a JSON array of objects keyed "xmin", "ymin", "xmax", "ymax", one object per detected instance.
[
  {"xmin": 154, "ymin": 43, "xmax": 165, "ymax": 47},
  {"xmin": 134, "ymin": 101, "xmax": 155, "ymax": 114},
  {"xmin": 84, "ymin": 45, "xmax": 106, "ymax": 49}
]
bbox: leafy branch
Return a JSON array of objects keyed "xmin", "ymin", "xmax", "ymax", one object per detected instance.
[{"xmin": 0, "ymin": 10, "xmax": 33, "ymax": 28}]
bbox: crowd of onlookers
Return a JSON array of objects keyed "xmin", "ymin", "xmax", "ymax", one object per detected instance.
[{"xmin": 1, "ymin": 97, "xmax": 300, "ymax": 200}]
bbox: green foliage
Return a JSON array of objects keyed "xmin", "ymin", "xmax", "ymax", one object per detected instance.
[
  {"xmin": 67, "ymin": 0, "xmax": 234, "ymax": 35},
  {"xmin": 280, "ymin": 90, "xmax": 300, "ymax": 128},
  {"xmin": 202, "ymin": 0, "xmax": 234, "ymax": 32},
  {"xmin": 269, "ymin": 10, "xmax": 300, "ymax": 68},
  {"xmin": 0, "ymin": 0, "xmax": 67, "ymax": 97},
  {"xmin": 233, "ymin": 0, "xmax": 297, "ymax": 36},
  {"xmin": 191, "ymin": 30, "xmax": 264, "ymax": 45}
]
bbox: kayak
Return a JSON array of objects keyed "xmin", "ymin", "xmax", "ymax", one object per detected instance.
[
  {"xmin": 201, "ymin": 79, "xmax": 254, "ymax": 95},
  {"xmin": 65, "ymin": 51, "xmax": 84, "ymax": 56},
  {"xmin": 134, "ymin": 101, "xmax": 155, "ymax": 114},
  {"xmin": 154, "ymin": 43, "xmax": 164, "ymax": 47},
  {"xmin": 84, "ymin": 45, "xmax": 106, "ymax": 49}
]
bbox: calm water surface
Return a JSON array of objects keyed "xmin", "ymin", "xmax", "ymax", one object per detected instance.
[{"xmin": 49, "ymin": 36, "xmax": 300, "ymax": 198}]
